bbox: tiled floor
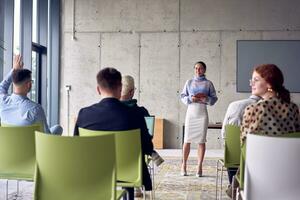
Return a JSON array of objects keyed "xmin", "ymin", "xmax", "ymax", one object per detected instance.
[{"xmin": 0, "ymin": 149, "xmax": 230, "ymax": 200}]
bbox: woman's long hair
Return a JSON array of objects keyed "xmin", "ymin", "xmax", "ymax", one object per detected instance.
[{"xmin": 254, "ymin": 64, "xmax": 290, "ymax": 103}]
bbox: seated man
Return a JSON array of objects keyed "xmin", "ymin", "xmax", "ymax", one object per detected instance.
[
  {"xmin": 221, "ymin": 94, "xmax": 260, "ymax": 197},
  {"xmin": 74, "ymin": 68, "xmax": 154, "ymax": 200},
  {"xmin": 121, "ymin": 75, "xmax": 164, "ymax": 166},
  {"xmin": 0, "ymin": 55, "xmax": 62, "ymax": 134}
]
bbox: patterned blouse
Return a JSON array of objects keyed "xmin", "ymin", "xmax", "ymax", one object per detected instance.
[{"xmin": 241, "ymin": 97, "xmax": 300, "ymax": 142}]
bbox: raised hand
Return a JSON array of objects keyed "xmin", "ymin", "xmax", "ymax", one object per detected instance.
[{"xmin": 13, "ymin": 55, "xmax": 24, "ymax": 70}]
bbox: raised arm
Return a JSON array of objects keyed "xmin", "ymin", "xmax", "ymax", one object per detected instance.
[{"xmin": 0, "ymin": 55, "xmax": 23, "ymax": 95}]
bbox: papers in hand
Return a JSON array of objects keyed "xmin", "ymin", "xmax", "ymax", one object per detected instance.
[{"xmin": 194, "ymin": 93, "xmax": 207, "ymax": 98}]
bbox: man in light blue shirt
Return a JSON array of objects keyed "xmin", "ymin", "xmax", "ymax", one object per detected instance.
[
  {"xmin": 0, "ymin": 55, "xmax": 62, "ymax": 134},
  {"xmin": 221, "ymin": 95, "xmax": 261, "ymax": 139},
  {"xmin": 221, "ymin": 94, "xmax": 260, "ymax": 197}
]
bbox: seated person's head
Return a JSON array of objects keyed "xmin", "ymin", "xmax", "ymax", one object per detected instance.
[
  {"xmin": 121, "ymin": 75, "xmax": 135, "ymax": 100},
  {"xmin": 96, "ymin": 67, "xmax": 122, "ymax": 99},
  {"xmin": 250, "ymin": 64, "xmax": 290, "ymax": 103},
  {"xmin": 12, "ymin": 69, "xmax": 32, "ymax": 94}
]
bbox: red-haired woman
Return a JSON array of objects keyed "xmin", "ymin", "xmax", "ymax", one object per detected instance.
[{"xmin": 241, "ymin": 64, "xmax": 300, "ymax": 141}]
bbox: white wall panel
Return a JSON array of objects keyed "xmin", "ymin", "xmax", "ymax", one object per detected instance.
[
  {"xmin": 60, "ymin": 33, "xmax": 100, "ymax": 135},
  {"xmin": 140, "ymin": 33, "xmax": 180, "ymax": 148},
  {"xmin": 101, "ymin": 33, "xmax": 140, "ymax": 99},
  {"xmin": 62, "ymin": 0, "xmax": 73, "ymax": 32},
  {"xmin": 74, "ymin": 0, "xmax": 179, "ymax": 32},
  {"xmin": 181, "ymin": 0, "xmax": 300, "ymax": 31}
]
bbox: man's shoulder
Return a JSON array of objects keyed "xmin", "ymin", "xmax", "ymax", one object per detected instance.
[
  {"xmin": 0, "ymin": 93, "xmax": 10, "ymax": 104},
  {"xmin": 78, "ymin": 102, "xmax": 102, "ymax": 114},
  {"xmin": 137, "ymin": 106, "xmax": 150, "ymax": 117},
  {"xmin": 229, "ymin": 97, "xmax": 256, "ymax": 107},
  {"xmin": 22, "ymin": 99, "xmax": 43, "ymax": 111},
  {"xmin": 80, "ymin": 100, "xmax": 131, "ymax": 116}
]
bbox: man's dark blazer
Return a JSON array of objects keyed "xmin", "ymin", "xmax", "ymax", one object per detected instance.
[{"xmin": 74, "ymin": 97, "xmax": 154, "ymax": 190}]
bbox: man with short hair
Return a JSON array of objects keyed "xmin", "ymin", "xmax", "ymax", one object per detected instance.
[
  {"xmin": 74, "ymin": 68, "xmax": 154, "ymax": 200},
  {"xmin": 121, "ymin": 75, "xmax": 164, "ymax": 166},
  {"xmin": 221, "ymin": 94, "xmax": 260, "ymax": 197},
  {"xmin": 121, "ymin": 75, "xmax": 149, "ymax": 116},
  {"xmin": 0, "ymin": 55, "xmax": 62, "ymax": 134},
  {"xmin": 221, "ymin": 95, "xmax": 261, "ymax": 139}
]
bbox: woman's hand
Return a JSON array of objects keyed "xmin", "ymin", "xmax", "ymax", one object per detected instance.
[
  {"xmin": 192, "ymin": 96, "xmax": 200, "ymax": 102},
  {"xmin": 199, "ymin": 96, "xmax": 207, "ymax": 103},
  {"xmin": 192, "ymin": 94, "xmax": 207, "ymax": 103},
  {"xmin": 192, "ymin": 96, "xmax": 207, "ymax": 103}
]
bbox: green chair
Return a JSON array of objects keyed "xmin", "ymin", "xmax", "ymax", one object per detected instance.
[
  {"xmin": 215, "ymin": 124, "xmax": 241, "ymax": 200},
  {"xmin": 236, "ymin": 143, "xmax": 246, "ymax": 189},
  {"xmin": 34, "ymin": 131, "xmax": 125, "ymax": 200},
  {"xmin": 232, "ymin": 142, "xmax": 246, "ymax": 200},
  {"xmin": 0, "ymin": 124, "xmax": 41, "ymax": 200},
  {"xmin": 280, "ymin": 132, "xmax": 300, "ymax": 137},
  {"xmin": 79, "ymin": 128, "xmax": 144, "ymax": 199},
  {"xmin": 1, "ymin": 122, "xmax": 43, "ymax": 131}
]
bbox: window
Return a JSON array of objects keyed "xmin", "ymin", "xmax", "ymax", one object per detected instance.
[
  {"xmin": 13, "ymin": 0, "xmax": 20, "ymax": 55},
  {"xmin": 2, "ymin": 0, "xmax": 60, "ymax": 126}
]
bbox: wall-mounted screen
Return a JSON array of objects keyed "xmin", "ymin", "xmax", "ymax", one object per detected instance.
[{"xmin": 237, "ymin": 40, "xmax": 300, "ymax": 93}]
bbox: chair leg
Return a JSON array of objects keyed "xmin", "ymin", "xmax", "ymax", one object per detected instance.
[
  {"xmin": 16, "ymin": 180, "xmax": 20, "ymax": 198},
  {"xmin": 232, "ymin": 176, "xmax": 239, "ymax": 200},
  {"xmin": 220, "ymin": 166, "xmax": 224, "ymax": 200},
  {"xmin": 151, "ymin": 161, "xmax": 155, "ymax": 200},
  {"xmin": 151, "ymin": 189, "xmax": 154, "ymax": 200},
  {"xmin": 216, "ymin": 160, "xmax": 220, "ymax": 200},
  {"xmin": 6, "ymin": 179, "xmax": 8, "ymax": 200},
  {"xmin": 142, "ymin": 186, "xmax": 146, "ymax": 200}
]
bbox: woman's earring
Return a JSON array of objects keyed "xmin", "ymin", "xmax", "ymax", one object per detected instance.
[{"xmin": 267, "ymin": 88, "xmax": 273, "ymax": 92}]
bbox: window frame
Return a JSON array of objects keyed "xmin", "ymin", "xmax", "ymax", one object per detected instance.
[{"xmin": 1, "ymin": 0, "xmax": 60, "ymax": 127}]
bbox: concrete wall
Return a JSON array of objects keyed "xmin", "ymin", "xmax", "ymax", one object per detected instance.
[{"xmin": 60, "ymin": 0, "xmax": 300, "ymax": 148}]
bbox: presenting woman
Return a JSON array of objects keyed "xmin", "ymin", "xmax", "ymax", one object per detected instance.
[{"xmin": 180, "ymin": 61, "xmax": 218, "ymax": 177}]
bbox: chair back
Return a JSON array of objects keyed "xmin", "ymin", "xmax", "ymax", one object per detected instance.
[
  {"xmin": 0, "ymin": 125, "xmax": 41, "ymax": 180},
  {"xmin": 239, "ymin": 132, "xmax": 300, "ymax": 190},
  {"xmin": 237, "ymin": 142, "xmax": 246, "ymax": 189},
  {"xmin": 1, "ymin": 122, "xmax": 43, "ymax": 131},
  {"xmin": 224, "ymin": 124, "xmax": 241, "ymax": 167},
  {"xmin": 280, "ymin": 132, "xmax": 300, "ymax": 137},
  {"xmin": 34, "ymin": 131, "xmax": 116, "ymax": 200},
  {"xmin": 244, "ymin": 134, "xmax": 300, "ymax": 200},
  {"xmin": 145, "ymin": 116, "xmax": 155, "ymax": 136},
  {"xmin": 79, "ymin": 128, "xmax": 142, "ymax": 187}
]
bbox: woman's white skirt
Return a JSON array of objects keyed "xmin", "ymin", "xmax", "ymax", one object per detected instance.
[{"xmin": 184, "ymin": 103, "xmax": 208, "ymax": 144}]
